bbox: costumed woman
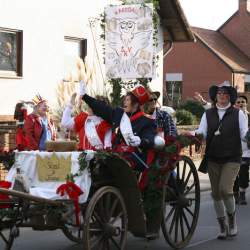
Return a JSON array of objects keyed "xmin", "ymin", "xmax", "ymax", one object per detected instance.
[
  {"xmin": 79, "ymin": 80, "xmax": 157, "ymax": 170},
  {"xmin": 193, "ymin": 82, "xmax": 248, "ymax": 239},
  {"xmin": 61, "ymin": 92, "xmax": 112, "ymax": 150},
  {"xmin": 24, "ymin": 94, "xmax": 56, "ymax": 151}
]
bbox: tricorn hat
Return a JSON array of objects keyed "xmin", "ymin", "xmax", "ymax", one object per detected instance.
[
  {"xmin": 209, "ymin": 81, "xmax": 237, "ymax": 104},
  {"xmin": 131, "ymin": 85, "xmax": 150, "ymax": 105}
]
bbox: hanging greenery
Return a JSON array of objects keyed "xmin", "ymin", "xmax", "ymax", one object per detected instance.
[
  {"xmin": 108, "ymin": 77, "xmax": 152, "ymax": 106},
  {"xmin": 66, "ymin": 151, "xmax": 88, "ymax": 182},
  {"xmin": 141, "ymin": 134, "xmax": 202, "ymax": 219}
]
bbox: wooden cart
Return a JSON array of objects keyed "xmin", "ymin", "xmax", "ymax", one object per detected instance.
[{"xmin": 0, "ymin": 146, "xmax": 200, "ymax": 250}]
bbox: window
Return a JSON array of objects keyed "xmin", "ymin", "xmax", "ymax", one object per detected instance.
[
  {"xmin": 245, "ymin": 82, "xmax": 250, "ymax": 92},
  {"xmin": 64, "ymin": 36, "xmax": 87, "ymax": 81},
  {"xmin": 0, "ymin": 27, "xmax": 23, "ymax": 78},
  {"xmin": 165, "ymin": 73, "xmax": 183, "ymax": 107},
  {"xmin": 165, "ymin": 81, "xmax": 182, "ymax": 108},
  {"xmin": 245, "ymin": 75, "xmax": 250, "ymax": 92}
]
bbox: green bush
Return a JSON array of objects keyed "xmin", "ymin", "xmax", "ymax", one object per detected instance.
[
  {"xmin": 176, "ymin": 109, "xmax": 197, "ymax": 125},
  {"xmin": 179, "ymin": 99, "xmax": 204, "ymax": 119}
]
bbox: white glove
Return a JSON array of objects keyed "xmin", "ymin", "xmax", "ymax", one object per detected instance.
[
  {"xmin": 154, "ymin": 135, "xmax": 165, "ymax": 149},
  {"xmin": 128, "ymin": 135, "xmax": 141, "ymax": 147},
  {"xmin": 79, "ymin": 80, "xmax": 86, "ymax": 96}
]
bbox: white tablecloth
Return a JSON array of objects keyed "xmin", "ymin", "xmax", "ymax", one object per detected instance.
[{"xmin": 6, "ymin": 151, "xmax": 92, "ymax": 203}]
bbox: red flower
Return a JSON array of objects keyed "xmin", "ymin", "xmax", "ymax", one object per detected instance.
[
  {"xmin": 164, "ymin": 135, "xmax": 176, "ymax": 146},
  {"xmin": 56, "ymin": 181, "xmax": 83, "ymax": 226}
]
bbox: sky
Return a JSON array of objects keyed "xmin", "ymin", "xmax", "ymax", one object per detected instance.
[{"xmin": 179, "ymin": 0, "xmax": 238, "ymax": 30}]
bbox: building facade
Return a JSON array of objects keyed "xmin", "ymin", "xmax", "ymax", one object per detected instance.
[
  {"xmin": 0, "ymin": 0, "xmax": 194, "ymax": 154},
  {"xmin": 164, "ymin": 0, "xmax": 250, "ymax": 107}
]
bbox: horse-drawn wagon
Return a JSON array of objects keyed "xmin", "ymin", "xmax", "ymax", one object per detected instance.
[{"xmin": 0, "ymin": 137, "xmax": 200, "ymax": 250}]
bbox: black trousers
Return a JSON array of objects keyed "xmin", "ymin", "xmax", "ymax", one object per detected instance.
[{"xmin": 233, "ymin": 157, "xmax": 250, "ymax": 192}]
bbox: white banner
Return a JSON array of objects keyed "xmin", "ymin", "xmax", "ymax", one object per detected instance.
[{"xmin": 105, "ymin": 4, "xmax": 154, "ymax": 79}]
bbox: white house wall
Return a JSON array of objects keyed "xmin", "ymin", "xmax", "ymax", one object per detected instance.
[{"xmin": 0, "ymin": 0, "xmax": 163, "ymax": 115}]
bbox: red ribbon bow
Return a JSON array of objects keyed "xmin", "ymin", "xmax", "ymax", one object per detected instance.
[
  {"xmin": 0, "ymin": 181, "xmax": 12, "ymax": 208},
  {"xmin": 56, "ymin": 181, "xmax": 83, "ymax": 226}
]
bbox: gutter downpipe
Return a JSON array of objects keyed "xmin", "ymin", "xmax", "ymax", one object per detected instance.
[{"xmin": 163, "ymin": 40, "xmax": 174, "ymax": 59}]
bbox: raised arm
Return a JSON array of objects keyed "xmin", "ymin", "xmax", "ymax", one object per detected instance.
[{"xmin": 82, "ymin": 94, "xmax": 115, "ymax": 124}]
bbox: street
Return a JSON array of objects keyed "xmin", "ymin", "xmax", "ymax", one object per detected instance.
[{"xmin": 1, "ymin": 191, "xmax": 250, "ymax": 250}]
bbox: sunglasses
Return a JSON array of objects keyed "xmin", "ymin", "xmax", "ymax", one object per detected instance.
[
  {"xmin": 217, "ymin": 91, "xmax": 229, "ymax": 95},
  {"xmin": 236, "ymin": 100, "xmax": 246, "ymax": 104}
]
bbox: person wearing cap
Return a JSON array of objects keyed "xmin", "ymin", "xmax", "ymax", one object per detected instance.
[
  {"xmin": 79, "ymin": 81, "xmax": 156, "ymax": 170},
  {"xmin": 146, "ymin": 91, "xmax": 177, "ymax": 137},
  {"xmin": 194, "ymin": 81, "xmax": 248, "ymax": 239},
  {"xmin": 24, "ymin": 94, "xmax": 56, "ymax": 151},
  {"xmin": 233, "ymin": 95, "xmax": 250, "ymax": 205},
  {"xmin": 61, "ymin": 93, "xmax": 112, "ymax": 151}
]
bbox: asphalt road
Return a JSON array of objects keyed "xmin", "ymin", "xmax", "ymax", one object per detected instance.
[{"xmin": 1, "ymin": 191, "xmax": 250, "ymax": 250}]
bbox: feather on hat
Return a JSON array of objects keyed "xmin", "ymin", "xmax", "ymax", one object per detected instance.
[{"xmin": 32, "ymin": 94, "xmax": 47, "ymax": 106}]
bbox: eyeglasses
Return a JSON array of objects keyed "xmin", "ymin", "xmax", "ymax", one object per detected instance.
[
  {"xmin": 149, "ymin": 98, "xmax": 157, "ymax": 102},
  {"xmin": 236, "ymin": 101, "xmax": 246, "ymax": 104}
]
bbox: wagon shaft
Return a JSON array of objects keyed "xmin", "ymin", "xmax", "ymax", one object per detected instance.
[{"xmin": 0, "ymin": 188, "xmax": 62, "ymax": 206}]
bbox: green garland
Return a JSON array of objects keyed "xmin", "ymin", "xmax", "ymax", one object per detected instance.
[
  {"xmin": 68, "ymin": 150, "xmax": 124, "ymax": 182},
  {"xmin": 66, "ymin": 151, "xmax": 88, "ymax": 182},
  {"xmin": 142, "ymin": 159, "xmax": 163, "ymax": 220},
  {"xmin": 108, "ymin": 78, "xmax": 151, "ymax": 106},
  {"xmin": 142, "ymin": 134, "xmax": 202, "ymax": 218}
]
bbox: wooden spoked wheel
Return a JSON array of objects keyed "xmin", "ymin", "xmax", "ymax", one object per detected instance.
[
  {"xmin": 83, "ymin": 186, "xmax": 127, "ymax": 250},
  {"xmin": 161, "ymin": 155, "xmax": 200, "ymax": 249},
  {"xmin": 0, "ymin": 224, "xmax": 19, "ymax": 250},
  {"xmin": 61, "ymin": 205, "xmax": 84, "ymax": 243}
]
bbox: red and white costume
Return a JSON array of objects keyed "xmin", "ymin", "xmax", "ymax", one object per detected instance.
[{"xmin": 61, "ymin": 104, "xmax": 112, "ymax": 150}]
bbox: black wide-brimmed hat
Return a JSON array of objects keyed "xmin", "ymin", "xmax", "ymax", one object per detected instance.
[{"xmin": 209, "ymin": 81, "xmax": 237, "ymax": 104}]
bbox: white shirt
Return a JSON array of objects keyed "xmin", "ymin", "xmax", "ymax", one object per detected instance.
[{"xmin": 195, "ymin": 104, "xmax": 248, "ymax": 141}]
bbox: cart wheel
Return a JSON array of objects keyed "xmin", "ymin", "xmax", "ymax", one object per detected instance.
[
  {"xmin": 1, "ymin": 225, "xmax": 19, "ymax": 250},
  {"xmin": 161, "ymin": 155, "xmax": 200, "ymax": 249},
  {"xmin": 83, "ymin": 186, "xmax": 127, "ymax": 250},
  {"xmin": 62, "ymin": 205, "xmax": 84, "ymax": 243}
]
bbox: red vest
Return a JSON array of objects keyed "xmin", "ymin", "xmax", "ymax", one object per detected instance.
[{"xmin": 74, "ymin": 112, "xmax": 111, "ymax": 150}]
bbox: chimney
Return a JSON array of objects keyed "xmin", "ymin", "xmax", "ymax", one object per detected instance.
[{"xmin": 239, "ymin": 0, "xmax": 250, "ymax": 13}]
